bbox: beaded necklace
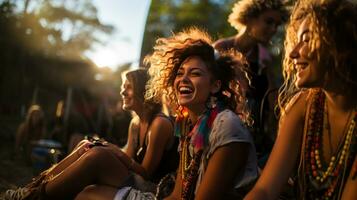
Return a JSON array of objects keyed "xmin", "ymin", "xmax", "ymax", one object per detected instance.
[
  {"xmin": 302, "ymin": 91, "xmax": 357, "ymax": 199},
  {"xmin": 175, "ymin": 104, "xmax": 223, "ymax": 200},
  {"xmin": 180, "ymin": 136, "xmax": 202, "ymax": 200}
]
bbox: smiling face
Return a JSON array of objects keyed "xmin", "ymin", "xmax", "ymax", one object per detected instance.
[
  {"xmin": 120, "ymin": 79, "xmax": 140, "ymax": 112},
  {"xmin": 248, "ymin": 9, "xmax": 283, "ymax": 44},
  {"xmin": 173, "ymin": 56, "xmax": 220, "ymax": 114},
  {"xmin": 289, "ymin": 18, "xmax": 327, "ymax": 89}
]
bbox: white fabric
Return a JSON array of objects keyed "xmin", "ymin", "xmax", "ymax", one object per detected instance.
[
  {"xmin": 195, "ymin": 109, "xmax": 258, "ymax": 193},
  {"xmin": 113, "ymin": 173, "xmax": 156, "ymax": 200},
  {"xmin": 113, "ymin": 187, "xmax": 156, "ymax": 200},
  {"xmin": 114, "ymin": 187, "xmax": 132, "ymax": 200}
]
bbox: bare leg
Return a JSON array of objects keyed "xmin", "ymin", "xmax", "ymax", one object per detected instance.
[
  {"xmin": 45, "ymin": 147, "xmax": 130, "ymax": 199},
  {"xmin": 45, "ymin": 140, "xmax": 91, "ymax": 178}
]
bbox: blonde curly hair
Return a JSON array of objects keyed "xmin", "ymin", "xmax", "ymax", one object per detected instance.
[
  {"xmin": 278, "ymin": 0, "xmax": 357, "ymax": 112},
  {"xmin": 228, "ymin": 0, "xmax": 289, "ymax": 32},
  {"xmin": 144, "ymin": 27, "xmax": 252, "ymax": 125}
]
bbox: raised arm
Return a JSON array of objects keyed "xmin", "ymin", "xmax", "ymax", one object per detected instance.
[{"xmin": 244, "ymin": 92, "xmax": 307, "ymax": 200}]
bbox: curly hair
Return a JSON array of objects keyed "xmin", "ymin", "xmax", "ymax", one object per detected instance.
[
  {"xmin": 123, "ymin": 68, "xmax": 162, "ymax": 122},
  {"xmin": 228, "ymin": 0, "xmax": 289, "ymax": 32},
  {"xmin": 278, "ymin": 0, "xmax": 357, "ymax": 112},
  {"xmin": 144, "ymin": 27, "xmax": 252, "ymax": 125}
]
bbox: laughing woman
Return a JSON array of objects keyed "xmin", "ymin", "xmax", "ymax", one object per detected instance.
[
  {"xmin": 3, "ymin": 68, "xmax": 178, "ymax": 200},
  {"xmin": 68, "ymin": 28, "xmax": 258, "ymax": 200},
  {"xmin": 144, "ymin": 27, "xmax": 258, "ymax": 199},
  {"xmin": 245, "ymin": 0, "xmax": 357, "ymax": 199}
]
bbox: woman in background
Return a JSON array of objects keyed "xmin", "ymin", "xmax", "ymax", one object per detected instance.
[
  {"xmin": 214, "ymin": 0, "xmax": 289, "ymax": 161},
  {"xmin": 15, "ymin": 104, "xmax": 46, "ymax": 159}
]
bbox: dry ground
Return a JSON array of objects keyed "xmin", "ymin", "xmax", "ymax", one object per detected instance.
[{"xmin": 0, "ymin": 140, "xmax": 33, "ymax": 193}]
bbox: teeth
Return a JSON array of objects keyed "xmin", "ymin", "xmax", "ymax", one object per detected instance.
[{"xmin": 179, "ymin": 86, "xmax": 192, "ymax": 93}]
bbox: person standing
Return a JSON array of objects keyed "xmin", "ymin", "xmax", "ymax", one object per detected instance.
[{"xmin": 214, "ymin": 0, "xmax": 289, "ymax": 161}]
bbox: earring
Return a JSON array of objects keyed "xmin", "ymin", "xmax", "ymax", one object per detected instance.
[{"xmin": 206, "ymin": 94, "xmax": 217, "ymax": 109}]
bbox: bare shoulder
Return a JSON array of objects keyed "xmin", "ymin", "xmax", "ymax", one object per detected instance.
[
  {"xmin": 148, "ymin": 115, "xmax": 174, "ymax": 146},
  {"xmin": 213, "ymin": 37, "xmax": 235, "ymax": 51},
  {"xmin": 277, "ymin": 90, "xmax": 312, "ymax": 139},
  {"xmin": 150, "ymin": 115, "xmax": 173, "ymax": 131},
  {"xmin": 281, "ymin": 90, "xmax": 311, "ymax": 118},
  {"xmin": 130, "ymin": 115, "xmax": 140, "ymax": 126}
]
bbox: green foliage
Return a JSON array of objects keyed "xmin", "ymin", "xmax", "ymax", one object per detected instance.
[
  {"xmin": 140, "ymin": 0, "xmax": 237, "ymax": 62},
  {"xmin": 26, "ymin": 0, "xmax": 113, "ymax": 58},
  {"xmin": 141, "ymin": 0, "xmax": 295, "ymax": 85},
  {"xmin": 0, "ymin": 0, "xmax": 113, "ymax": 117}
]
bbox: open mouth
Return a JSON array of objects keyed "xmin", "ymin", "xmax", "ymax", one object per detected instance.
[{"xmin": 178, "ymin": 86, "xmax": 193, "ymax": 95}]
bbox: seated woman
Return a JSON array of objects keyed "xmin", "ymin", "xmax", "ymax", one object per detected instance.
[
  {"xmin": 15, "ymin": 104, "xmax": 46, "ymax": 160},
  {"xmin": 90, "ymin": 28, "xmax": 257, "ymax": 200},
  {"xmin": 4, "ymin": 68, "xmax": 178, "ymax": 200},
  {"xmin": 244, "ymin": 0, "xmax": 357, "ymax": 199},
  {"xmin": 149, "ymin": 27, "xmax": 258, "ymax": 199},
  {"xmin": 120, "ymin": 68, "xmax": 179, "ymax": 184}
]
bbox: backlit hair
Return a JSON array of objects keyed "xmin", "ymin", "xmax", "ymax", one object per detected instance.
[
  {"xmin": 122, "ymin": 68, "xmax": 162, "ymax": 122},
  {"xmin": 278, "ymin": 0, "xmax": 357, "ymax": 112},
  {"xmin": 144, "ymin": 27, "xmax": 252, "ymax": 125},
  {"xmin": 228, "ymin": 0, "xmax": 289, "ymax": 32}
]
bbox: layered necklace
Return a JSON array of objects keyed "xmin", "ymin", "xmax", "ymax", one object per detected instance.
[
  {"xmin": 303, "ymin": 91, "xmax": 357, "ymax": 199},
  {"xmin": 175, "ymin": 104, "xmax": 222, "ymax": 200},
  {"xmin": 180, "ymin": 136, "xmax": 202, "ymax": 200}
]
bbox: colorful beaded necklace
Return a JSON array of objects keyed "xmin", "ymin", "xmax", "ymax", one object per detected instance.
[
  {"xmin": 175, "ymin": 104, "xmax": 223, "ymax": 200},
  {"xmin": 302, "ymin": 91, "xmax": 357, "ymax": 199}
]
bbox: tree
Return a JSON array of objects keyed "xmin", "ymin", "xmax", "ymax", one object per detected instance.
[
  {"xmin": 0, "ymin": 0, "xmax": 114, "ymax": 117},
  {"xmin": 140, "ymin": 0, "xmax": 236, "ymax": 62},
  {"xmin": 19, "ymin": 0, "xmax": 114, "ymax": 59}
]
